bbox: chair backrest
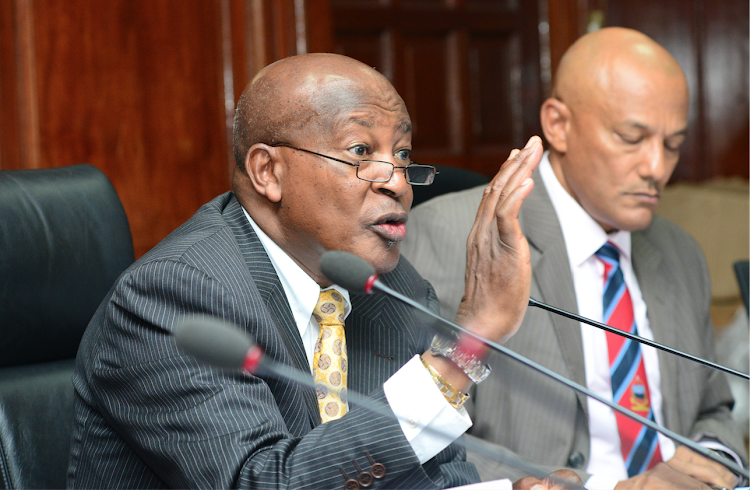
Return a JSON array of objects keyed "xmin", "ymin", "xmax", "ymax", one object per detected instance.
[
  {"xmin": 411, "ymin": 164, "xmax": 490, "ymax": 208},
  {"xmin": 0, "ymin": 164, "xmax": 134, "ymax": 489}
]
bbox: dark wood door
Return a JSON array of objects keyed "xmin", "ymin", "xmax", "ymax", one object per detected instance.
[{"xmin": 331, "ymin": 0, "xmax": 545, "ymax": 178}]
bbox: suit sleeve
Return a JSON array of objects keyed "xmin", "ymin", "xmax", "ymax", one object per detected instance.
[
  {"xmin": 679, "ymin": 228, "xmax": 748, "ymax": 466},
  {"xmin": 79, "ymin": 258, "xmax": 471, "ymax": 490}
]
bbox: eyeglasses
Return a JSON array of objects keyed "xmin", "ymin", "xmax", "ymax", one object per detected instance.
[{"xmin": 270, "ymin": 143, "xmax": 438, "ymax": 186}]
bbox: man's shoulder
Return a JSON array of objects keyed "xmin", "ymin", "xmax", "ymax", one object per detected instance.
[
  {"xmin": 636, "ymin": 213, "xmax": 703, "ymax": 257},
  {"xmin": 411, "ymin": 184, "xmax": 486, "ymax": 218},
  {"xmin": 117, "ymin": 192, "xmax": 252, "ymax": 288},
  {"xmin": 139, "ymin": 192, "xmax": 241, "ymax": 263}
]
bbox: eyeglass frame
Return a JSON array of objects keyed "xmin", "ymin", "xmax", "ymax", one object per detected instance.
[{"xmin": 269, "ymin": 143, "xmax": 439, "ymax": 186}]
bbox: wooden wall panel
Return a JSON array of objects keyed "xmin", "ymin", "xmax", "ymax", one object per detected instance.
[
  {"xmin": 24, "ymin": 0, "xmax": 232, "ymax": 258},
  {"xmin": 0, "ymin": 1, "xmax": 23, "ymax": 170},
  {"xmin": 399, "ymin": 34, "xmax": 453, "ymax": 153},
  {"xmin": 0, "ymin": 0, "xmax": 311, "ymax": 259},
  {"xmin": 331, "ymin": 0, "xmax": 544, "ymax": 177},
  {"xmin": 702, "ymin": 0, "xmax": 749, "ymax": 179},
  {"xmin": 468, "ymin": 33, "xmax": 521, "ymax": 151}
]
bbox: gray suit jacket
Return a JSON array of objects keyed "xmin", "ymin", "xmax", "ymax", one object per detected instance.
[
  {"xmin": 400, "ymin": 170, "xmax": 745, "ymax": 480},
  {"xmin": 67, "ymin": 192, "xmax": 478, "ymax": 489}
]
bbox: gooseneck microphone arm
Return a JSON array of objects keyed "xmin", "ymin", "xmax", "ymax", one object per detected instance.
[
  {"xmin": 173, "ymin": 317, "xmax": 586, "ymax": 488},
  {"xmin": 528, "ymin": 298, "xmax": 749, "ymax": 380},
  {"xmin": 318, "ymin": 251, "xmax": 749, "ymax": 480}
]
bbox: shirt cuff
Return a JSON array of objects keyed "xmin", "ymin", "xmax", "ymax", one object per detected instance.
[
  {"xmin": 384, "ymin": 354, "xmax": 472, "ymax": 464},
  {"xmin": 698, "ymin": 439, "xmax": 745, "ymax": 485}
]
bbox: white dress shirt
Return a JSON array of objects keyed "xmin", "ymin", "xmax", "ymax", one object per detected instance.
[
  {"xmin": 242, "ymin": 207, "xmax": 471, "ymax": 464},
  {"xmin": 539, "ymin": 155, "xmax": 676, "ymax": 489}
]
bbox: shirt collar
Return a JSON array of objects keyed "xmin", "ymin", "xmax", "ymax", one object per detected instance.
[
  {"xmin": 539, "ymin": 152, "xmax": 631, "ymax": 265},
  {"xmin": 240, "ymin": 207, "xmax": 351, "ymax": 338}
]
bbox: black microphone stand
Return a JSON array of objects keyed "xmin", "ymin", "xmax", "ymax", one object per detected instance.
[{"xmin": 369, "ymin": 279, "xmax": 749, "ymax": 480}]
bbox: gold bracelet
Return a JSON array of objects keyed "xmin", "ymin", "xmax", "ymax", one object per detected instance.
[{"xmin": 420, "ymin": 356, "xmax": 469, "ymax": 409}]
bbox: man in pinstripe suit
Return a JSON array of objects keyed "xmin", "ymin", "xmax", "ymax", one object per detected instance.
[
  {"xmin": 67, "ymin": 53, "xmax": 578, "ymax": 489},
  {"xmin": 401, "ymin": 28, "xmax": 746, "ymax": 489}
]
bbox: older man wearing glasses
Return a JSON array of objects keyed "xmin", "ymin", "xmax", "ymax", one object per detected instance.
[{"xmin": 67, "ymin": 53, "xmax": 574, "ymax": 489}]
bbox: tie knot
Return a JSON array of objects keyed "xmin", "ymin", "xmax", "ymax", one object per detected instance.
[
  {"xmin": 595, "ymin": 241, "xmax": 621, "ymax": 265},
  {"xmin": 313, "ymin": 289, "xmax": 346, "ymax": 326}
]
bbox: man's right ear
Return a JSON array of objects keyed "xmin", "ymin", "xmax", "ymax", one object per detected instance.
[
  {"xmin": 540, "ymin": 98, "xmax": 570, "ymax": 154},
  {"xmin": 244, "ymin": 144, "xmax": 282, "ymax": 203}
]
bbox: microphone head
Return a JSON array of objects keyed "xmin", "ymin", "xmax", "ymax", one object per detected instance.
[
  {"xmin": 174, "ymin": 316, "xmax": 254, "ymax": 369},
  {"xmin": 319, "ymin": 250, "xmax": 377, "ymax": 293}
]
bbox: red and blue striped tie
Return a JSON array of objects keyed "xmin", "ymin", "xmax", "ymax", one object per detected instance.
[{"xmin": 596, "ymin": 242, "xmax": 662, "ymax": 476}]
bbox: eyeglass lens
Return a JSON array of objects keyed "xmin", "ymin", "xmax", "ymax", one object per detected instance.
[{"xmin": 357, "ymin": 160, "xmax": 435, "ymax": 185}]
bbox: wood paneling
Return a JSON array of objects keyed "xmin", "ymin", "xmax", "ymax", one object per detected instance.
[
  {"xmin": 0, "ymin": 0, "xmax": 311, "ymax": 258},
  {"xmin": 332, "ymin": 0, "xmax": 544, "ymax": 177},
  {"xmin": 2, "ymin": 0, "xmax": 745, "ymax": 259}
]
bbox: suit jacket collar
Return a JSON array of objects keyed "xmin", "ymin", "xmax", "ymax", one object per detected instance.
[
  {"xmin": 521, "ymin": 169, "xmax": 588, "ymax": 411},
  {"xmin": 222, "ymin": 196, "xmax": 321, "ymax": 426},
  {"xmin": 631, "ymin": 226, "xmax": 679, "ymax": 431}
]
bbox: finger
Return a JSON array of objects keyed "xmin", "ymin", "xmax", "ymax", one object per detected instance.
[
  {"xmin": 667, "ymin": 456, "xmax": 737, "ymax": 487},
  {"xmin": 494, "ymin": 177, "xmax": 534, "ymax": 238},
  {"xmin": 485, "ymin": 136, "xmax": 542, "ymax": 199},
  {"xmin": 470, "ymin": 136, "xmax": 542, "ymax": 237},
  {"xmin": 493, "ymin": 141, "xmax": 544, "ymax": 235},
  {"xmin": 493, "ymin": 136, "xmax": 543, "ymax": 199},
  {"xmin": 465, "ymin": 145, "xmax": 527, "ymax": 253},
  {"xmin": 473, "ymin": 138, "xmax": 541, "ymax": 244},
  {"xmin": 513, "ymin": 476, "xmax": 549, "ymax": 490},
  {"xmin": 542, "ymin": 469, "xmax": 584, "ymax": 490},
  {"xmin": 472, "ymin": 146, "xmax": 524, "ymax": 229}
]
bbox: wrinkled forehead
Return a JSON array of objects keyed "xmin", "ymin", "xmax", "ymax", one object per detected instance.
[{"xmin": 297, "ymin": 72, "xmax": 410, "ymax": 134}]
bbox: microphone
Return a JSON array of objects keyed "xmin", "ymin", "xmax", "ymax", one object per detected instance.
[
  {"xmin": 320, "ymin": 251, "xmax": 749, "ymax": 380},
  {"xmin": 527, "ymin": 298, "xmax": 749, "ymax": 380},
  {"xmin": 173, "ymin": 316, "xmax": 584, "ymax": 487},
  {"xmin": 319, "ymin": 250, "xmax": 750, "ymax": 480}
]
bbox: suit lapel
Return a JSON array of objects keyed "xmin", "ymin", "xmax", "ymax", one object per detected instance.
[
  {"xmin": 223, "ymin": 197, "xmax": 320, "ymax": 427},
  {"xmin": 631, "ymin": 230, "xmax": 680, "ymax": 432},
  {"xmin": 522, "ymin": 171, "xmax": 589, "ymax": 412}
]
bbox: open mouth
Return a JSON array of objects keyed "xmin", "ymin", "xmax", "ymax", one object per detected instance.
[{"xmin": 372, "ymin": 214, "xmax": 407, "ymax": 242}]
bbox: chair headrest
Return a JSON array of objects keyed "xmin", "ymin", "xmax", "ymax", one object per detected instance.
[{"xmin": 0, "ymin": 164, "xmax": 134, "ymax": 367}]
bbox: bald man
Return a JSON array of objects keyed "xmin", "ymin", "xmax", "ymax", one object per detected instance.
[
  {"xmin": 401, "ymin": 28, "xmax": 747, "ymax": 489},
  {"xmin": 67, "ymin": 53, "xmax": 576, "ymax": 489}
]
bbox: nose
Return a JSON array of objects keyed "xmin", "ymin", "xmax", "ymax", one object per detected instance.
[
  {"xmin": 372, "ymin": 163, "xmax": 411, "ymax": 200},
  {"xmin": 640, "ymin": 138, "xmax": 671, "ymax": 183}
]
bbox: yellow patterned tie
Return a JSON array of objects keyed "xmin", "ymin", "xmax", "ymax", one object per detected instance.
[{"xmin": 312, "ymin": 289, "xmax": 348, "ymax": 422}]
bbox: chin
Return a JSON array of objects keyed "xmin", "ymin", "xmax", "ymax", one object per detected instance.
[
  {"xmin": 371, "ymin": 245, "xmax": 402, "ymax": 275},
  {"xmin": 613, "ymin": 211, "xmax": 655, "ymax": 232}
]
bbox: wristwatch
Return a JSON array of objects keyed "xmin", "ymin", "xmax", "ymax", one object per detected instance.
[{"xmin": 430, "ymin": 333, "xmax": 491, "ymax": 384}]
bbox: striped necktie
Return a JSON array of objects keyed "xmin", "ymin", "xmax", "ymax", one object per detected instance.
[
  {"xmin": 312, "ymin": 289, "xmax": 348, "ymax": 423},
  {"xmin": 596, "ymin": 242, "xmax": 662, "ymax": 476}
]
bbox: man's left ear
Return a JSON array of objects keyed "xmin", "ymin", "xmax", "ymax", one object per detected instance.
[{"xmin": 244, "ymin": 144, "xmax": 283, "ymax": 203}]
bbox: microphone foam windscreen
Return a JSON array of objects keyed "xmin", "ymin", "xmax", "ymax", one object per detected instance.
[
  {"xmin": 319, "ymin": 250, "xmax": 376, "ymax": 293},
  {"xmin": 174, "ymin": 317, "xmax": 253, "ymax": 369}
]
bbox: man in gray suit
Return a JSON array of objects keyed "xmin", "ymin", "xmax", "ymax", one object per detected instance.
[
  {"xmin": 68, "ymin": 53, "xmax": 577, "ymax": 489},
  {"xmin": 402, "ymin": 28, "xmax": 746, "ymax": 489}
]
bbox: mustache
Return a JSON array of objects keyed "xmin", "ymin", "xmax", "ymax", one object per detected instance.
[{"xmin": 622, "ymin": 179, "xmax": 663, "ymax": 195}]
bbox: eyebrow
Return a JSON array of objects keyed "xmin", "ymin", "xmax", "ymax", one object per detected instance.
[
  {"xmin": 622, "ymin": 121, "xmax": 688, "ymax": 138},
  {"xmin": 346, "ymin": 117, "xmax": 412, "ymax": 135}
]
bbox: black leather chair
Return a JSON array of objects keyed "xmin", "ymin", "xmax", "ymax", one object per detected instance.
[
  {"xmin": 411, "ymin": 164, "xmax": 491, "ymax": 208},
  {"xmin": 0, "ymin": 164, "xmax": 134, "ymax": 489}
]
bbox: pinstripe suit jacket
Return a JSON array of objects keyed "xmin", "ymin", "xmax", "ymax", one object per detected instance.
[
  {"xmin": 67, "ymin": 192, "xmax": 479, "ymax": 489},
  {"xmin": 400, "ymin": 169, "xmax": 745, "ymax": 480}
]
